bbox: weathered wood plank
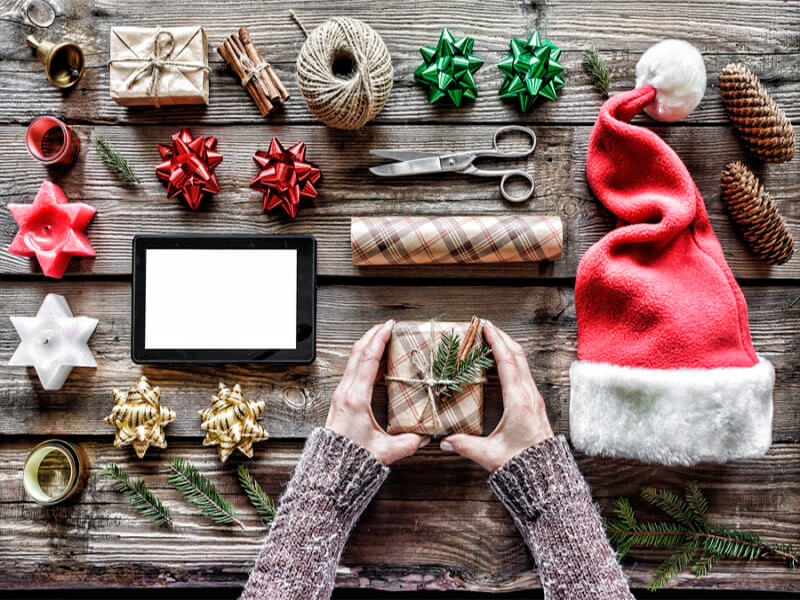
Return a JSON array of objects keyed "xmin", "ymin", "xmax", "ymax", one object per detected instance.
[
  {"xmin": 0, "ymin": 1, "xmax": 797, "ymax": 126},
  {"xmin": 1, "ymin": 281, "xmax": 797, "ymax": 442},
  {"xmin": 0, "ymin": 440, "xmax": 797, "ymax": 591},
  {"xmin": 1, "ymin": 124, "xmax": 797, "ymax": 279}
]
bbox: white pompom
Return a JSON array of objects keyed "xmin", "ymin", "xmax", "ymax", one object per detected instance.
[{"xmin": 635, "ymin": 39, "xmax": 706, "ymax": 122}]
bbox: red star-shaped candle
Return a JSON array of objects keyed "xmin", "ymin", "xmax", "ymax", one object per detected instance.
[
  {"xmin": 249, "ymin": 138, "xmax": 321, "ymax": 218},
  {"xmin": 156, "ymin": 128, "xmax": 222, "ymax": 210},
  {"xmin": 8, "ymin": 181, "xmax": 95, "ymax": 278}
]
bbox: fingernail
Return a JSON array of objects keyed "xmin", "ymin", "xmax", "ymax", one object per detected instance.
[
  {"xmin": 418, "ymin": 437, "xmax": 431, "ymax": 448},
  {"xmin": 440, "ymin": 440, "xmax": 454, "ymax": 452},
  {"xmin": 385, "ymin": 319, "xmax": 395, "ymax": 327}
]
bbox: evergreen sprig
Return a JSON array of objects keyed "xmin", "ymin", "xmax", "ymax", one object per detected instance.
[
  {"xmin": 93, "ymin": 137, "xmax": 140, "ymax": 183},
  {"xmin": 167, "ymin": 457, "xmax": 244, "ymax": 529},
  {"xmin": 237, "ymin": 464, "xmax": 276, "ymax": 524},
  {"xmin": 582, "ymin": 45, "xmax": 610, "ymax": 97},
  {"xmin": 431, "ymin": 330, "xmax": 493, "ymax": 398},
  {"xmin": 605, "ymin": 482, "xmax": 800, "ymax": 591},
  {"xmin": 100, "ymin": 463, "xmax": 173, "ymax": 528}
]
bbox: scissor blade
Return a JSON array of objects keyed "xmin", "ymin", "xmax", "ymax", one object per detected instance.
[
  {"xmin": 369, "ymin": 156, "xmax": 443, "ymax": 177},
  {"xmin": 370, "ymin": 149, "xmax": 437, "ymax": 161}
]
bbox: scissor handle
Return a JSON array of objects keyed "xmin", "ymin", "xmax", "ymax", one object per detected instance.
[
  {"xmin": 499, "ymin": 170, "xmax": 535, "ymax": 203},
  {"xmin": 492, "ymin": 125, "xmax": 537, "ymax": 157}
]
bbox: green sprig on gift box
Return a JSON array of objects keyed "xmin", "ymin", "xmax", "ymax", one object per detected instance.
[
  {"xmin": 414, "ymin": 28, "xmax": 483, "ymax": 107},
  {"xmin": 498, "ymin": 31, "xmax": 564, "ymax": 111}
]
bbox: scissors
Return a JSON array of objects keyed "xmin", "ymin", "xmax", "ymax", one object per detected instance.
[{"xmin": 369, "ymin": 125, "xmax": 537, "ymax": 203}]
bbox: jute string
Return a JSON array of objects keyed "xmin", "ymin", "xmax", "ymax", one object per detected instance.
[
  {"xmin": 386, "ymin": 320, "xmax": 486, "ymax": 433},
  {"xmin": 109, "ymin": 29, "xmax": 210, "ymax": 107},
  {"xmin": 293, "ymin": 14, "xmax": 393, "ymax": 130},
  {"xmin": 240, "ymin": 55, "xmax": 269, "ymax": 88}
]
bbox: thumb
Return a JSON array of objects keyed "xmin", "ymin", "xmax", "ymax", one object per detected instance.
[
  {"xmin": 441, "ymin": 434, "xmax": 493, "ymax": 470},
  {"xmin": 381, "ymin": 433, "xmax": 429, "ymax": 465}
]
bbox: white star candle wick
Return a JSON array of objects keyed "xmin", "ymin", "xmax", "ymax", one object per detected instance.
[{"xmin": 8, "ymin": 293, "xmax": 98, "ymax": 390}]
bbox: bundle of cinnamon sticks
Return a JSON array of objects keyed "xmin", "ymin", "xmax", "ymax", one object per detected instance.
[{"xmin": 217, "ymin": 27, "xmax": 289, "ymax": 116}]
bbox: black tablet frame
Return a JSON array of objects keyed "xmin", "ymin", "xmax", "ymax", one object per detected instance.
[{"xmin": 132, "ymin": 235, "xmax": 316, "ymax": 364}]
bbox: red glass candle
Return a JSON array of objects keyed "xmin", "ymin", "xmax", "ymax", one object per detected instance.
[
  {"xmin": 8, "ymin": 181, "xmax": 95, "ymax": 278},
  {"xmin": 26, "ymin": 116, "xmax": 80, "ymax": 167}
]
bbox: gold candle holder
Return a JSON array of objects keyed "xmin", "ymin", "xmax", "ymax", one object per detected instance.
[{"xmin": 23, "ymin": 439, "xmax": 88, "ymax": 505}]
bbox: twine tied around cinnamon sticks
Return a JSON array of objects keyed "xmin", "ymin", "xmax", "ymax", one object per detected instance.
[
  {"xmin": 108, "ymin": 28, "xmax": 210, "ymax": 108},
  {"xmin": 217, "ymin": 27, "xmax": 289, "ymax": 116},
  {"xmin": 385, "ymin": 317, "xmax": 485, "ymax": 433}
]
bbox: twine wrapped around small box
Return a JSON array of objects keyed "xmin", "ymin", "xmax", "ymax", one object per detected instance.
[
  {"xmin": 109, "ymin": 26, "xmax": 209, "ymax": 107},
  {"xmin": 386, "ymin": 319, "xmax": 487, "ymax": 437}
]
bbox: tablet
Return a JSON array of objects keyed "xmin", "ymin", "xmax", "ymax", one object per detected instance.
[{"xmin": 132, "ymin": 235, "xmax": 315, "ymax": 364}]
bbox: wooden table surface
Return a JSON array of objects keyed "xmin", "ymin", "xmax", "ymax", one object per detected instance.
[{"xmin": 0, "ymin": 0, "xmax": 798, "ymax": 594}]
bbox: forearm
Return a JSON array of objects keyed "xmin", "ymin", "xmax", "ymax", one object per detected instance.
[
  {"xmin": 489, "ymin": 436, "xmax": 633, "ymax": 600},
  {"xmin": 241, "ymin": 428, "xmax": 389, "ymax": 600}
]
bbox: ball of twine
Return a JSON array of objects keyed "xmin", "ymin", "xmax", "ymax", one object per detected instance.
[{"xmin": 296, "ymin": 17, "xmax": 393, "ymax": 130}]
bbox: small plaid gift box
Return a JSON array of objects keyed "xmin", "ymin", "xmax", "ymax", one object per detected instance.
[{"xmin": 386, "ymin": 319, "xmax": 487, "ymax": 437}]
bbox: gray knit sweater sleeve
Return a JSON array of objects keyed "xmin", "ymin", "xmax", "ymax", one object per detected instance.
[
  {"xmin": 240, "ymin": 427, "xmax": 389, "ymax": 600},
  {"xmin": 489, "ymin": 435, "xmax": 633, "ymax": 599}
]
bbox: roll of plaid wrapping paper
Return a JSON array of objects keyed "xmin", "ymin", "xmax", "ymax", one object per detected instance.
[{"xmin": 351, "ymin": 215, "xmax": 563, "ymax": 266}]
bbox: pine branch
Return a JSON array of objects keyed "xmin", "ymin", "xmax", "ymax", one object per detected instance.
[
  {"xmin": 167, "ymin": 457, "xmax": 244, "ymax": 529},
  {"xmin": 605, "ymin": 482, "xmax": 800, "ymax": 590},
  {"xmin": 442, "ymin": 344, "xmax": 493, "ymax": 396},
  {"xmin": 431, "ymin": 330, "xmax": 493, "ymax": 398},
  {"xmin": 641, "ymin": 486, "xmax": 695, "ymax": 529},
  {"xmin": 691, "ymin": 553, "xmax": 720, "ymax": 578},
  {"xmin": 582, "ymin": 45, "xmax": 610, "ymax": 97},
  {"xmin": 237, "ymin": 464, "xmax": 276, "ymax": 524},
  {"xmin": 93, "ymin": 137, "xmax": 140, "ymax": 183},
  {"xmin": 684, "ymin": 481, "xmax": 709, "ymax": 527},
  {"xmin": 100, "ymin": 463, "xmax": 173, "ymax": 528},
  {"xmin": 648, "ymin": 540, "xmax": 698, "ymax": 591}
]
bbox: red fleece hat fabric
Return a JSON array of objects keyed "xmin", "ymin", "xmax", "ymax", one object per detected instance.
[
  {"xmin": 577, "ymin": 85, "xmax": 758, "ymax": 369},
  {"xmin": 569, "ymin": 85, "xmax": 773, "ymax": 467}
]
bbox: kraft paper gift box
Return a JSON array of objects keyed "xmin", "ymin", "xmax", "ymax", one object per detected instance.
[
  {"xmin": 386, "ymin": 320, "xmax": 486, "ymax": 437},
  {"xmin": 109, "ymin": 26, "xmax": 210, "ymax": 107}
]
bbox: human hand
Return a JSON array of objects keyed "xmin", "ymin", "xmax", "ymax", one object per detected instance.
[
  {"xmin": 326, "ymin": 320, "xmax": 430, "ymax": 465},
  {"xmin": 440, "ymin": 321, "xmax": 553, "ymax": 472}
]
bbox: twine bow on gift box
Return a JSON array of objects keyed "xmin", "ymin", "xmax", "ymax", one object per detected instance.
[
  {"xmin": 108, "ymin": 28, "xmax": 210, "ymax": 107},
  {"xmin": 386, "ymin": 319, "xmax": 488, "ymax": 434}
]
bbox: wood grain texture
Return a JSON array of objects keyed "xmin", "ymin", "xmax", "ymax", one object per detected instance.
[
  {"xmin": 0, "ymin": 0, "xmax": 798, "ymax": 594},
  {"xmin": 1, "ymin": 281, "xmax": 797, "ymax": 442},
  {"xmin": 0, "ymin": 124, "xmax": 797, "ymax": 279},
  {"xmin": 0, "ymin": 1, "xmax": 797, "ymax": 126},
  {"xmin": 0, "ymin": 439, "xmax": 797, "ymax": 592}
]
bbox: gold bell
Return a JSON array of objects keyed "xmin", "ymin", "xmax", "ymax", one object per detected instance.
[{"xmin": 26, "ymin": 35, "xmax": 85, "ymax": 89}]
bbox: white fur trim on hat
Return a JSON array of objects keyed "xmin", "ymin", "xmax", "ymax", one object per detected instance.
[{"xmin": 569, "ymin": 356, "xmax": 774, "ymax": 466}]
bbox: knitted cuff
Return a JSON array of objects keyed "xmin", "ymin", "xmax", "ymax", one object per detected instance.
[
  {"xmin": 488, "ymin": 435, "xmax": 588, "ymax": 524},
  {"xmin": 292, "ymin": 427, "xmax": 390, "ymax": 522}
]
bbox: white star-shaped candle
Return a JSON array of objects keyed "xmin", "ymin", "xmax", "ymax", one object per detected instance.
[{"xmin": 8, "ymin": 294, "xmax": 98, "ymax": 390}]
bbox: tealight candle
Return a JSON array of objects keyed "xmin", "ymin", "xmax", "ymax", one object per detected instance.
[
  {"xmin": 8, "ymin": 293, "xmax": 98, "ymax": 391},
  {"xmin": 8, "ymin": 180, "xmax": 96, "ymax": 278},
  {"xmin": 25, "ymin": 116, "xmax": 80, "ymax": 167},
  {"xmin": 23, "ymin": 439, "xmax": 88, "ymax": 505}
]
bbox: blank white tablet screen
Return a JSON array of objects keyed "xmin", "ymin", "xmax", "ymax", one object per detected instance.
[{"xmin": 145, "ymin": 249, "xmax": 297, "ymax": 349}]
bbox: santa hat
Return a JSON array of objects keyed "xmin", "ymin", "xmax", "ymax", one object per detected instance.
[{"xmin": 569, "ymin": 41, "xmax": 774, "ymax": 466}]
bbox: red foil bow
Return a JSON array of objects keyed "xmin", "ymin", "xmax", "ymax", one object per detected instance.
[
  {"xmin": 156, "ymin": 128, "xmax": 222, "ymax": 210},
  {"xmin": 249, "ymin": 138, "xmax": 321, "ymax": 218}
]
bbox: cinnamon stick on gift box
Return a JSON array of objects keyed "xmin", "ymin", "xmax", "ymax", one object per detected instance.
[{"xmin": 217, "ymin": 27, "xmax": 289, "ymax": 116}]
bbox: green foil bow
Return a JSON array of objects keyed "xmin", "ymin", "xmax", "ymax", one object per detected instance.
[
  {"xmin": 498, "ymin": 31, "xmax": 564, "ymax": 111},
  {"xmin": 414, "ymin": 29, "xmax": 484, "ymax": 106}
]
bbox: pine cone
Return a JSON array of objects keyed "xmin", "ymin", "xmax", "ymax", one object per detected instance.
[
  {"xmin": 720, "ymin": 161, "xmax": 793, "ymax": 265},
  {"xmin": 719, "ymin": 63, "xmax": 795, "ymax": 163}
]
